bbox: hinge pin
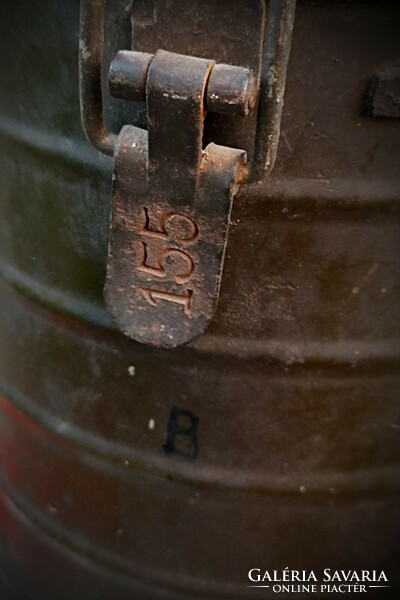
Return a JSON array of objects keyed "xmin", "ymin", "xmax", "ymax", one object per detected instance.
[{"xmin": 108, "ymin": 50, "xmax": 258, "ymax": 116}]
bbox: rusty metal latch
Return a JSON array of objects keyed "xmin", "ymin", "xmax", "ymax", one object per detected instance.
[{"xmin": 79, "ymin": 0, "xmax": 296, "ymax": 348}]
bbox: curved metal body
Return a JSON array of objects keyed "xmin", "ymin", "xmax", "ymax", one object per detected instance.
[{"xmin": 0, "ymin": 1, "xmax": 399, "ymax": 598}]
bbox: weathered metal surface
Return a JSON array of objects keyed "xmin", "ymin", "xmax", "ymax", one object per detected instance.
[
  {"xmin": 0, "ymin": 1, "xmax": 399, "ymax": 599},
  {"xmin": 79, "ymin": 0, "xmax": 117, "ymax": 155},
  {"xmin": 105, "ymin": 50, "xmax": 246, "ymax": 347},
  {"xmin": 109, "ymin": 51, "xmax": 258, "ymax": 116},
  {"xmin": 81, "ymin": 0, "xmax": 296, "ymax": 178},
  {"xmin": 81, "ymin": 0, "xmax": 294, "ymax": 346},
  {"xmin": 108, "ymin": 50, "xmax": 154, "ymax": 102},
  {"xmin": 131, "ymin": 0, "xmax": 296, "ymax": 179},
  {"xmin": 206, "ymin": 63, "xmax": 258, "ymax": 116},
  {"xmin": 366, "ymin": 66, "xmax": 400, "ymax": 119},
  {"xmin": 251, "ymin": 0, "xmax": 297, "ymax": 180}
]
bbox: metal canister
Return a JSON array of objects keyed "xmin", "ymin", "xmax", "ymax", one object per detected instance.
[{"xmin": 0, "ymin": 1, "xmax": 399, "ymax": 598}]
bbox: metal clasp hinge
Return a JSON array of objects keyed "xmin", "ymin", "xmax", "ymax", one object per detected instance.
[{"xmin": 79, "ymin": 0, "xmax": 296, "ymax": 348}]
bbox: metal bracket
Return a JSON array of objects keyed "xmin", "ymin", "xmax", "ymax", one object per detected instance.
[
  {"xmin": 105, "ymin": 50, "xmax": 246, "ymax": 347},
  {"xmin": 79, "ymin": 0, "xmax": 296, "ymax": 347}
]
